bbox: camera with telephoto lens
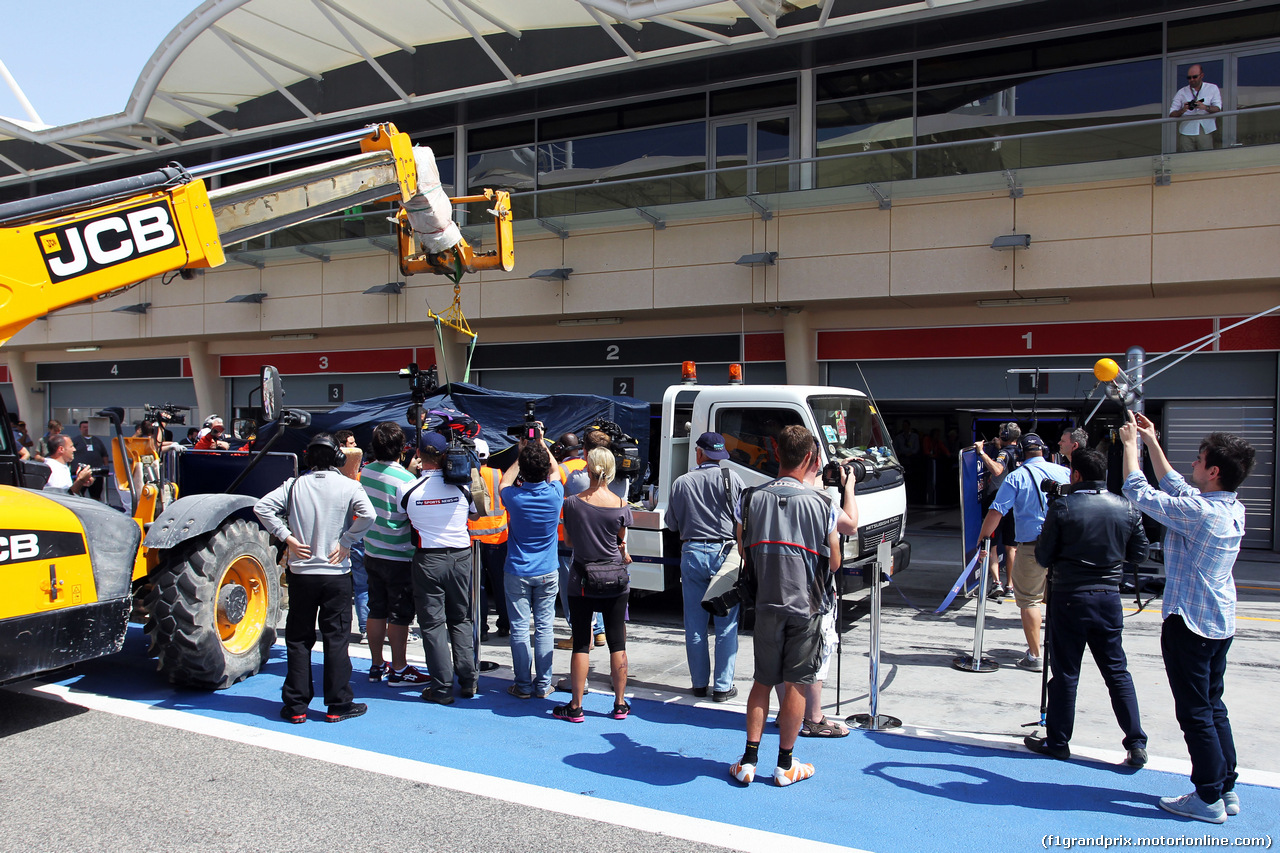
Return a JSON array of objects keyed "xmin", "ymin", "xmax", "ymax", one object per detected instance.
[
  {"xmin": 821, "ymin": 458, "xmax": 867, "ymax": 488},
  {"xmin": 399, "ymin": 362, "xmax": 438, "ymax": 426},
  {"xmin": 507, "ymin": 401, "xmax": 539, "ymax": 441},
  {"xmin": 589, "ymin": 420, "xmax": 642, "ymax": 479},
  {"xmin": 1040, "ymin": 478, "xmax": 1070, "ymax": 501},
  {"xmin": 144, "ymin": 402, "xmax": 190, "ymax": 426}
]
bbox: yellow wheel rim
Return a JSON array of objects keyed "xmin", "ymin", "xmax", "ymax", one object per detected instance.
[{"xmin": 217, "ymin": 554, "xmax": 268, "ymax": 655}]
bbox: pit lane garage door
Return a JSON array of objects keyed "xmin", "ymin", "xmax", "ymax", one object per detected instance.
[{"xmin": 1163, "ymin": 401, "xmax": 1275, "ymax": 550}]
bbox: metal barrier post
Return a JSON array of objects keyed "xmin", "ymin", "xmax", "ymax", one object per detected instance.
[
  {"xmin": 472, "ymin": 541, "xmax": 498, "ymax": 673},
  {"xmin": 848, "ymin": 540, "xmax": 901, "ymax": 730},
  {"xmin": 951, "ymin": 537, "xmax": 1000, "ymax": 673}
]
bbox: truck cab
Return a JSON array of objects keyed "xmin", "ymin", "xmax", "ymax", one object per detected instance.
[{"xmin": 628, "ymin": 364, "xmax": 911, "ymax": 592}]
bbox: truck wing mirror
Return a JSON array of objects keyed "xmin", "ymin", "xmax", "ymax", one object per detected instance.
[{"xmin": 261, "ymin": 365, "xmax": 284, "ymax": 421}]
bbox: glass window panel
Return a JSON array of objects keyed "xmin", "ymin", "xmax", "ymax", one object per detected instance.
[
  {"xmin": 755, "ymin": 116, "xmax": 793, "ymax": 195},
  {"xmin": 915, "ymin": 59, "xmax": 1161, "ymax": 178},
  {"xmin": 468, "ymin": 121, "xmax": 535, "ymax": 154},
  {"xmin": 816, "ymin": 62, "xmax": 913, "ymax": 101},
  {"xmin": 715, "ymin": 123, "xmax": 749, "ymax": 199},
  {"xmin": 714, "ymin": 407, "xmax": 806, "ymax": 477},
  {"xmin": 1237, "ymin": 50, "xmax": 1280, "ymax": 147},
  {"xmin": 468, "ymin": 147, "xmax": 536, "ymax": 219},
  {"xmin": 534, "ymin": 123, "xmax": 707, "ymax": 217},
  {"xmin": 1168, "ymin": 10, "xmax": 1280, "ymax": 52},
  {"xmin": 917, "ymin": 28, "xmax": 1160, "ymax": 88},
  {"xmin": 539, "ymin": 94, "xmax": 705, "ymax": 141},
  {"xmin": 815, "ymin": 93, "xmax": 914, "ymax": 187},
  {"xmin": 709, "ymin": 79, "xmax": 797, "ymax": 116}
]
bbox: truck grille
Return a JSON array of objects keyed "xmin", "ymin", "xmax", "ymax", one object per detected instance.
[{"xmin": 858, "ymin": 515, "xmax": 902, "ymax": 555}]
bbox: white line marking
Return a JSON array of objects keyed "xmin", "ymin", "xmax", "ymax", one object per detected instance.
[
  {"xmin": 887, "ymin": 724, "xmax": 1280, "ymax": 789},
  {"xmin": 13, "ymin": 681, "xmax": 870, "ymax": 853}
]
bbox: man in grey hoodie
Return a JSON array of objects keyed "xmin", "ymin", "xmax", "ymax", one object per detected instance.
[{"xmin": 256, "ymin": 433, "xmax": 375, "ymax": 723}]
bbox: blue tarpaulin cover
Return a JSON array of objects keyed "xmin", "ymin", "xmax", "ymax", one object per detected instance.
[{"xmin": 255, "ymin": 382, "xmax": 649, "ymax": 472}]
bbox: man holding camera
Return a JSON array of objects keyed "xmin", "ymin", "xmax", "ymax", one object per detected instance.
[
  {"xmin": 731, "ymin": 425, "xmax": 859, "ymax": 787},
  {"xmin": 1024, "ymin": 449, "xmax": 1149, "ymax": 767},
  {"xmin": 397, "ymin": 431, "xmax": 483, "ymax": 704},
  {"xmin": 1170, "ymin": 63, "xmax": 1222, "ymax": 152},
  {"xmin": 668, "ymin": 432, "xmax": 745, "ymax": 702},
  {"xmin": 43, "ymin": 434, "xmax": 95, "ymax": 495},
  {"xmin": 977, "ymin": 434, "xmax": 1070, "ymax": 672},
  {"xmin": 1121, "ymin": 411, "xmax": 1255, "ymax": 824}
]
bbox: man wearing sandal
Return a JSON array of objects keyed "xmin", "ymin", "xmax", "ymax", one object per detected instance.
[{"xmin": 732, "ymin": 426, "xmax": 859, "ymax": 787}]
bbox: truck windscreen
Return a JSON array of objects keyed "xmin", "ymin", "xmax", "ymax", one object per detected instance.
[{"xmin": 808, "ymin": 395, "xmax": 899, "ymax": 470}]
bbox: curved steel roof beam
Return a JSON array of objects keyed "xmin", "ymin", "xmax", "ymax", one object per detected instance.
[
  {"xmin": 440, "ymin": 0, "xmax": 518, "ymax": 84},
  {"xmin": 580, "ymin": 4, "xmax": 640, "ymax": 59},
  {"xmin": 212, "ymin": 26, "xmax": 319, "ymax": 120},
  {"xmin": 450, "ymin": 0, "xmax": 522, "ymax": 39},
  {"xmin": 318, "ymin": 0, "xmax": 420, "ymax": 53},
  {"xmin": 312, "ymin": 0, "xmax": 412, "ymax": 103},
  {"xmin": 155, "ymin": 92, "xmax": 236, "ymax": 137},
  {"xmin": 649, "ymin": 15, "xmax": 733, "ymax": 45}
]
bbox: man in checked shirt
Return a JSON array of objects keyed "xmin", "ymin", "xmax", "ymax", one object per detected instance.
[{"xmin": 1119, "ymin": 410, "xmax": 1256, "ymax": 825}]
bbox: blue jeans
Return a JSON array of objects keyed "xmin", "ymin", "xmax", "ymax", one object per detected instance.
[
  {"xmin": 351, "ymin": 543, "xmax": 369, "ymax": 632},
  {"xmin": 558, "ymin": 550, "xmax": 604, "ymax": 635},
  {"xmin": 505, "ymin": 570, "xmax": 559, "ymax": 695},
  {"xmin": 680, "ymin": 540, "xmax": 739, "ymax": 693}
]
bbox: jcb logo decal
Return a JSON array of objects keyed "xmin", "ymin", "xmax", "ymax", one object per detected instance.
[
  {"xmin": 36, "ymin": 200, "xmax": 179, "ymax": 283},
  {"xmin": 0, "ymin": 530, "xmax": 87, "ymax": 565}
]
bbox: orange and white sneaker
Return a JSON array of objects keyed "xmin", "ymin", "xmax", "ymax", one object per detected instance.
[
  {"xmin": 729, "ymin": 761, "xmax": 756, "ymax": 785},
  {"xmin": 773, "ymin": 761, "xmax": 815, "ymax": 787}
]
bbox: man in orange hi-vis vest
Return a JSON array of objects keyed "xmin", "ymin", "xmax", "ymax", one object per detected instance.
[
  {"xmin": 468, "ymin": 439, "xmax": 510, "ymax": 640},
  {"xmin": 552, "ymin": 432, "xmax": 605, "ymax": 651}
]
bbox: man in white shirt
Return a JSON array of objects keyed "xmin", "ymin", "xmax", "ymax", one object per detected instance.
[
  {"xmin": 396, "ymin": 431, "xmax": 483, "ymax": 704},
  {"xmin": 43, "ymin": 434, "xmax": 95, "ymax": 495},
  {"xmin": 1170, "ymin": 64, "xmax": 1222, "ymax": 151}
]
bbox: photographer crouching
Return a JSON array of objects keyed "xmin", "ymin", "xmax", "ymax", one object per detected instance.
[{"xmin": 1024, "ymin": 449, "xmax": 1150, "ymax": 767}]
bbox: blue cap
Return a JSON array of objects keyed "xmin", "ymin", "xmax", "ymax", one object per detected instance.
[
  {"xmin": 1021, "ymin": 433, "xmax": 1047, "ymax": 451},
  {"xmin": 696, "ymin": 431, "xmax": 729, "ymax": 460},
  {"xmin": 418, "ymin": 431, "xmax": 448, "ymax": 454}
]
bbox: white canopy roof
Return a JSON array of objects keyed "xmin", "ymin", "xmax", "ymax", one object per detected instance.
[{"xmin": 0, "ymin": 0, "xmax": 1021, "ymax": 184}]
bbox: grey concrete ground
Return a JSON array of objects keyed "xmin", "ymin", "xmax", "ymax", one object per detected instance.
[{"xmin": 357, "ymin": 511, "xmax": 1280, "ymax": 776}]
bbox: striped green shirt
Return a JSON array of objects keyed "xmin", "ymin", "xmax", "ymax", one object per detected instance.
[{"xmin": 361, "ymin": 460, "xmax": 417, "ymax": 561}]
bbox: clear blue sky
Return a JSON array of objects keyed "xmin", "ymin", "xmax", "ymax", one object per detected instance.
[{"xmin": 0, "ymin": 2, "xmax": 197, "ymax": 126}]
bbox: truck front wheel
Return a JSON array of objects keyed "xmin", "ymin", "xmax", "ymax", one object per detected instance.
[{"xmin": 146, "ymin": 519, "xmax": 280, "ymax": 689}]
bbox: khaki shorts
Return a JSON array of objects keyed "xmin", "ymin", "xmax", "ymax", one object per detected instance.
[{"xmin": 1011, "ymin": 545, "xmax": 1047, "ymax": 609}]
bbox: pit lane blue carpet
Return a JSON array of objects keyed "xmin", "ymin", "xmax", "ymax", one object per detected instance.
[{"xmin": 51, "ymin": 628, "xmax": 1280, "ymax": 852}]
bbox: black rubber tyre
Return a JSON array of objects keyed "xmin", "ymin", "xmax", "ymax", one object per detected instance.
[{"xmin": 145, "ymin": 518, "xmax": 280, "ymax": 689}]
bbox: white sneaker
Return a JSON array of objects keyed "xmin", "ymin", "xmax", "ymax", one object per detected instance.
[
  {"xmin": 1158, "ymin": 792, "xmax": 1226, "ymax": 824},
  {"xmin": 774, "ymin": 761, "xmax": 815, "ymax": 787},
  {"xmin": 1222, "ymin": 790, "xmax": 1240, "ymax": 816},
  {"xmin": 730, "ymin": 761, "xmax": 756, "ymax": 785}
]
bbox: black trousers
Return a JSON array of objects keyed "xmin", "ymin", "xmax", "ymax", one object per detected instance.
[
  {"xmin": 283, "ymin": 571, "xmax": 354, "ymax": 712},
  {"xmin": 1046, "ymin": 588, "xmax": 1146, "ymax": 751},
  {"xmin": 1162, "ymin": 613, "xmax": 1237, "ymax": 803}
]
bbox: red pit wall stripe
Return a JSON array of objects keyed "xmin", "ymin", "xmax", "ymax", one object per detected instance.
[
  {"xmin": 817, "ymin": 319, "xmax": 1214, "ymax": 361},
  {"xmin": 0, "ymin": 365, "xmax": 9, "ymax": 383},
  {"xmin": 1218, "ymin": 316, "xmax": 1280, "ymax": 352},
  {"xmin": 745, "ymin": 333, "xmax": 785, "ymax": 362}
]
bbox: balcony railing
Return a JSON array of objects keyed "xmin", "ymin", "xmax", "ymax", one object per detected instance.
[{"xmin": 225, "ymin": 104, "xmax": 1280, "ymax": 261}]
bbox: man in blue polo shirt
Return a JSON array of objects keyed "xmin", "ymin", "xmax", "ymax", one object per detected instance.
[
  {"xmin": 1121, "ymin": 411, "xmax": 1255, "ymax": 824},
  {"xmin": 977, "ymin": 433, "xmax": 1070, "ymax": 672}
]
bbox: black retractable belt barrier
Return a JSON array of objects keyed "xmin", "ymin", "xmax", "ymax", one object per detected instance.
[{"xmin": 848, "ymin": 540, "xmax": 901, "ymax": 731}]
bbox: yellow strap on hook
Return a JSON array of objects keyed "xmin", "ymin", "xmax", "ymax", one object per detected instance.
[{"xmin": 426, "ymin": 281, "xmax": 475, "ymax": 340}]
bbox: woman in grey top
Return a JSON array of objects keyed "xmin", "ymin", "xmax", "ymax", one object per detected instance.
[{"xmin": 556, "ymin": 447, "xmax": 633, "ymax": 722}]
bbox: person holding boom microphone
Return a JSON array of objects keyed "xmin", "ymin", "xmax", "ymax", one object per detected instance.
[
  {"xmin": 1024, "ymin": 449, "xmax": 1149, "ymax": 767},
  {"xmin": 1120, "ymin": 411, "xmax": 1255, "ymax": 824}
]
